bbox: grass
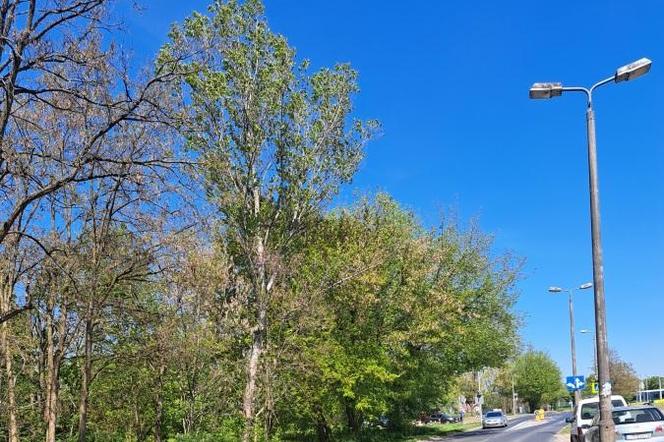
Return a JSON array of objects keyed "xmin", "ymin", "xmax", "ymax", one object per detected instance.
[
  {"xmin": 331, "ymin": 422, "xmax": 480, "ymax": 442},
  {"xmin": 402, "ymin": 422, "xmax": 480, "ymax": 441}
]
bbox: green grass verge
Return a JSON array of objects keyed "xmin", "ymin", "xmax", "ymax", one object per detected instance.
[
  {"xmin": 333, "ymin": 422, "xmax": 479, "ymax": 442},
  {"xmin": 402, "ymin": 423, "xmax": 480, "ymax": 442}
]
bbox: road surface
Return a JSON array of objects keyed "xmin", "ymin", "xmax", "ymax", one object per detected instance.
[{"xmin": 434, "ymin": 413, "xmax": 567, "ymax": 442}]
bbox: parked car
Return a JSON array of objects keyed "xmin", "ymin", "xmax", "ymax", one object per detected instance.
[
  {"xmin": 584, "ymin": 405, "xmax": 664, "ymax": 442},
  {"xmin": 482, "ymin": 410, "xmax": 508, "ymax": 429},
  {"xmin": 428, "ymin": 412, "xmax": 461, "ymax": 424},
  {"xmin": 566, "ymin": 395, "xmax": 627, "ymax": 442}
]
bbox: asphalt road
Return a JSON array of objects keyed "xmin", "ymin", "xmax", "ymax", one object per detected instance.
[{"xmin": 434, "ymin": 413, "xmax": 567, "ymax": 442}]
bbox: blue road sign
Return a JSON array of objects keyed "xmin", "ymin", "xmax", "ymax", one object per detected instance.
[{"xmin": 566, "ymin": 376, "xmax": 586, "ymax": 392}]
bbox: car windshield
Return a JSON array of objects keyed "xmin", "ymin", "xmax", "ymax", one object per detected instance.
[
  {"xmin": 580, "ymin": 400, "xmax": 626, "ymax": 420},
  {"xmin": 613, "ymin": 408, "xmax": 664, "ymax": 425},
  {"xmin": 486, "ymin": 412, "xmax": 502, "ymax": 417}
]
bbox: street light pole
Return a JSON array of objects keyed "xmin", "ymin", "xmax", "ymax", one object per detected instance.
[
  {"xmin": 568, "ymin": 290, "xmax": 579, "ymax": 404},
  {"xmin": 580, "ymin": 329, "xmax": 597, "ymax": 377},
  {"xmin": 549, "ymin": 283, "xmax": 592, "ymax": 406},
  {"xmin": 586, "ymin": 97, "xmax": 617, "ymax": 441},
  {"xmin": 530, "ymin": 57, "xmax": 652, "ymax": 442}
]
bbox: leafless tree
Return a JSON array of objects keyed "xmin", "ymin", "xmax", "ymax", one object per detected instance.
[{"xmin": 0, "ymin": 0, "xmax": 183, "ymax": 325}]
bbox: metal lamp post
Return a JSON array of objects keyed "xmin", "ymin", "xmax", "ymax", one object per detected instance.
[
  {"xmin": 580, "ymin": 328, "xmax": 598, "ymax": 377},
  {"xmin": 530, "ymin": 57, "xmax": 652, "ymax": 442},
  {"xmin": 548, "ymin": 283, "xmax": 593, "ymax": 406}
]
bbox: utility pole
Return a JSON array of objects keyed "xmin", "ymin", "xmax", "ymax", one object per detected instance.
[{"xmin": 592, "ymin": 332, "xmax": 597, "ymax": 376}]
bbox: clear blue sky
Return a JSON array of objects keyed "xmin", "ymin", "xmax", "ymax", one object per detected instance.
[{"xmin": 119, "ymin": 1, "xmax": 663, "ymax": 379}]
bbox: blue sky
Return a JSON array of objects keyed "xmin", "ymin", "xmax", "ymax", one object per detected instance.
[{"xmin": 119, "ymin": 1, "xmax": 663, "ymax": 379}]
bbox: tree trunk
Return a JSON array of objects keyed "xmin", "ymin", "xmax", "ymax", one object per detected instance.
[
  {"xmin": 44, "ymin": 313, "xmax": 59, "ymax": 442},
  {"xmin": 1, "ymin": 319, "xmax": 19, "ymax": 442},
  {"xmin": 44, "ymin": 294, "xmax": 66, "ymax": 442},
  {"xmin": 242, "ymin": 204, "xmax": 273, "ymax": 442},
  {"xmin": 78, "ymin": 318, "xmax": 93, "ymax": 442},
  {"xmin": 261, "ymin": 355, "xmax": 276, "ymax": 441},
  {"xmin": 45, "ymin": 377, "xmax": 59, "ymax": 442},
  {"xmin": 154, "ymin": 364, "xmax": 166, "ymax": 442},
  {"xmin": 242, "ymin": 309, "xmax": 265, "ymax": 442},
  {"xmin": 2, "ymin": 330, "xmax": 20, "ymax": 442},
  {"xmin": 1, "ymin": 279, "xmax": 19, "ymax": 442},
  {"xmin": 345, "ymin": 403, "xmax": 360, "ymax": 434},
  {"xmin": 315, "ymin": 405, "xmax": 331, "ymax": 442}
]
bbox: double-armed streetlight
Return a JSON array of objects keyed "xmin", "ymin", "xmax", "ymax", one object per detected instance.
[
  {"xmin": 531, "ymin": 57, "xmax": 652, "ymax": 442},
  {"xmin": 548, "ymin": 283, "xmax": 593, "ymax": 406}
]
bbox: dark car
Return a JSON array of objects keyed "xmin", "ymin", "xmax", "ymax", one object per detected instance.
[{"xmin": 428, "ymin": 413, "xmax": 461, "ymax": 424}]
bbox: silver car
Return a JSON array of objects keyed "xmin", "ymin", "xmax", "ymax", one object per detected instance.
[
  {"xmin": 482, "ymin": 410, "xmax": 508, "ymax": 429},
  {"xmin": 585, "ymin": 406, "xmax": 664, "ymax": 442}
]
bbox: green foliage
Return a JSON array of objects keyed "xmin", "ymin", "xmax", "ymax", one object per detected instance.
[
  {"xmin": 162, "ymin": 0, "xmax": 379, "ymax": 259},
  {"xmin": 0, "ymin": 2, "xmax": 522, "ymax": 442},
  {"xmin": 163, "ymin": 1, "xmax": 379, "ymax": 439},
  {"xmin": 513, "ymin": 350, "xmax": 566, "ymax": 410},
  {"xmin": 270, "ymin": 195, "xmax": 520, "ymax": 436},
  {"xmin": 645, "ymin": 376, "xmax": 664, "ymax": 391},
  {"xmin": 609, "ymin": 349, "xmax": 639, "ymax": 401}
]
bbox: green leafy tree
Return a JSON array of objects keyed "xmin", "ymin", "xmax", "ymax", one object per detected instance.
[
  {"xmin": 513, "ymin": 350, "xmax": 565, "ymax": 410},
  {"xmin": 645, "ymin": 376, "xmax": 664, "ymax": 391},
  {"xmin": 488, "ymin": 365, "xmax": 519, "ymax": 413},
  {"xmin": 162, "ymin": 1, "xmax": 377, "ymax": 439},
  {"xmin": 271, "ymin": 196, "xmax": 520, "ymax": 437},
  {"xmin": 0, "ymin": 2, "xmax": 529, "ymax": 440},
  {"xmin": 609, "ymin": 349, "xmax": 639, "ymax": 401}
]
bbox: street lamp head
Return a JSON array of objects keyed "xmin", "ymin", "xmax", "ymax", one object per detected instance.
[
  {"xmin": 580, "ymin": 329, "xmax": 591, "ymax": 334},
  {"xmin": 579, "ymin": 282, "xmax": 593, "ymax": 290},
  {"xmin": 615, "ymin": 58, "xmax": 652, "ymax": 83},
  {"xmin": 548, "ymin": 286, "xmax": 563, "ymax": 293},
  {"xmin": 529, "ymin": 82, "xmax": 563, "ymax": 99}
]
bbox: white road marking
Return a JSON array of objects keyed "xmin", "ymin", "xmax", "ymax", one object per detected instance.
[{"xmin": 506, "ymin": 417, "xmax": 552, "ymax": 432}]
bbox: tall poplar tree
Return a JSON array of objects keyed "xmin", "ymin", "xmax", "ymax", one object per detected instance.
[{"xmin": 162, "ymin": 1, "xmax": 377, "ymax": 439}]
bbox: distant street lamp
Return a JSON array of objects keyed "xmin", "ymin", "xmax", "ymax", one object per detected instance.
[
  {"xmin": 531, "ymin": 58, "xmax": 652, "ymax": 442},
  {"xmin": 580, "ymin": 329, "xmax": 598, "ymax": 377},
  {"xmin": 548, "ymin": 283, "xmax": 593, "ymax": 406}
]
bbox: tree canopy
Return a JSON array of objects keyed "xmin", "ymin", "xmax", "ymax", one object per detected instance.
[
  {"xmin": 513, "ymin": 350, "xmax": 566, "ymax": 410},
  {"xmin": 0, "ymin": 1, "xmax": 522, "ymax": 441},
  {"xmin": 609, "ymin": 349, "xmax": 640, "ymax": 400}
]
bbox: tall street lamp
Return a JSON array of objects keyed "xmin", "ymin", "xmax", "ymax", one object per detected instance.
[
  {"xmin": 580, "ymin": 328, "xmax": 598, "ymax": 377},
  {"xmin": 548, "ymin": 283, "xmax": 593, "ymax": 406},
  {"xmin": 530, "ymin": 57, "xmax": 652, "ymax": 442}
]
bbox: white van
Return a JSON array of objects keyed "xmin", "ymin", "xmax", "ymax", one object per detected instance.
[{"xmin": 567, "ymin": 395, "xmax": 627, "ymax": 442}]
